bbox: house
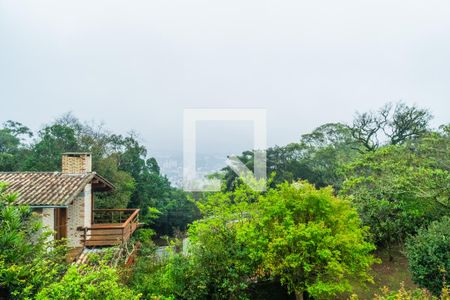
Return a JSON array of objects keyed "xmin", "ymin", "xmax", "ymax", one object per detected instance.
[{"xmin": 0, "ymin": 153, "xmax": 140, "ymax": 249}]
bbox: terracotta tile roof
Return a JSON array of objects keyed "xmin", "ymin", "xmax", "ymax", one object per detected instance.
[{"xmin": 0, "ymin": 172, "xmax": 113, "ymax": 206}]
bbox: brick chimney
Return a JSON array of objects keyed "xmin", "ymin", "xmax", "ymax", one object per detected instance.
[{"xmin": 62, "ymin": 153, "xmax": 92, "ymax": 174}]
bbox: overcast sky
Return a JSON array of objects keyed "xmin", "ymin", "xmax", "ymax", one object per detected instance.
[{"xmin": 1, "ymin": 0, "xmax": 449, "ymax": 158}]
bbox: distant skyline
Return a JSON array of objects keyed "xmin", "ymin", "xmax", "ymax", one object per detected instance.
[{"xmin": 1, "ymin": 0, "xmax": 449, "ymax": 160}]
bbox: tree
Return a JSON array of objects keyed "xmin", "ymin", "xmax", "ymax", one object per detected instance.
[
  {"xmin": 23, "ymin": 124, "xmax": 79, "ymax": 171},
  {"xmin": 298, "ymin": 123, "xmax": 361, "ymax": 189},
  {"xmin": 94, "ymin": 154, "xmax": 136, "ymax": 209},
  {"xmin": 180, "ymin": 193, "xmax": 257, "ymax": 299},
  {"xmin": 153, "ymin": 188, "xmax": 200, "ymax": 236},
  {"xmin": 413, "ymin": 124, "xmax": 450, "ymax": 172},
  {"xmin": 341, "ymin": 136, "xmax": 450, "ymax": 256},
  {"xmin": 241, "ymin": 182, "xmax": 377, "ymax": 299},
  {"xmin": 406, "ymin": 217, "xmax": 450, "ymax": 296},
  {"xmin": 351, "ymin": 102, "xmax": 432, "ymax": 152},
  {"xmin": 0, "ymin": 121, "xmax": 32, "ymax": 171}
]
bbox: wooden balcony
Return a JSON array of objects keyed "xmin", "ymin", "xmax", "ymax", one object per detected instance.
[{"xmin": 82, "ymin": 209, "xmax": 140, "ymax": 247}]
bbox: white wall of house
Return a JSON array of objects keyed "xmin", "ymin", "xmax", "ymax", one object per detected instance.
[
  {"xmin": 67, "ymin": 197, "xmax": 83, "ymax": 248},
  {"xmin": 67, "ymin": 184, "xmax": 92, "ymax": 248},
  {"xmin": 84, "ymin": 184, "xmax": 92, "ymax": 227},
  {"xmin": 40, "ymin": 208, "xmax": 55, "ymax": 242}
]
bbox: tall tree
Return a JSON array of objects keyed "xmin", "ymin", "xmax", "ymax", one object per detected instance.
[
  {"xmin": 240, "ymin": 182, "xmax": 376, "ymax": 300},
  {"xmin": 351, "ymin": 102, "xmax": 432, "ymax": 152},
  {"xmin": 0, "ymin": 121, "xmax": 32, "ymax": 171},
  {"xmin": 23, "ymin": 124, "xmax": 79, "ymax": 171},
  {"xmin": 341, "ymin": 132, "xmax": 450, "ymax": 257}
]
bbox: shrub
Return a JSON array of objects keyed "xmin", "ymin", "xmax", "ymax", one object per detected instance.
[
  {"xmin": 360, "ymin": 283, "xmax": 449, "ymax": 300},
  {"xmin": 0, "ymin": 182, "xmax": 68, "ymax": 299},
  {"xmin": 406, "ymin": 217, "xmax": 450, "ymax": 295},
  {"xmin": 36, "ymin": 263, "xmax": 141, "ymax": 300}
]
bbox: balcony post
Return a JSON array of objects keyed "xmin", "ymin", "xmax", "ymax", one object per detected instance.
[{"xmin": 83, "ymin": 227, "xmax": 87, "ymax": 245}]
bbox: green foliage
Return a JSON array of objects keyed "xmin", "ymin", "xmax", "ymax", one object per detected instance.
[
  {"xmin": 128, "ymin": 228, "xmax": 189, "ymax": 299},
  {"xmin": 149, "ymin": 188, "xmax": 199, "ymax": 235},
  {"xmin": 350, "ymin": 283, "xmax": 450, "ymax": 300},
  {"xmin": 221, "ymin": 103, "xmax": 434, "ymax": 193},
  {"xmin": 36, "ymin": 263, "xmax": 141, "ymax": 300},
  {"xmin": 383, "ymin": 285, "xmax": 449, "ymax": 300},
  {"xmin": 94, "ymin": 154, "xmax": 136, "ymax": 208},
  {"xmin": 119, "ymin": 140, "xmax": 199, "ymax": 233},
  {"xmin": 130, "ymin": 250, "xmax": 190, "ymax": 299},
  {"xmin": 183, "ymin": 213, "xmax": 256, "ymax": 299},
  {"xmin": 0, "ymin": 244, "xmax": 68, "ymax": 299},
  {"xmin": 130, "ymin": 184, "xmax": 257, "ymax": 299},
  {"xmin": 350, "ymin": 102, "xmax": 432, "ymax": 151},
  {"xmin": 23, "ymin": 124, "xmax": 79, "ymax": 171},
  {"xmin": 0, "ymin": 182, "xmax": 68, "ymax": 299},
  {"xmin": 341, "ymin": 136, "xmax": 450, "ymax": 250},
  {"xmin": 131, "ymin": 212, "xmax": 254, "ymax": 300},
  {"xmin": 241, "ymin": 182, "xmax": 377, "ymax": 299},
  {"xmin": 221, "ymin": 122, "xmax": 360, "ymax": 191},
  {"xmin": 297, "ymin": 123, "xmax": 361, "ymax": 189},
  {"xmin": 132, "ymin": 182, "xmax": 377, "ymax": 300},
  {"xmin": 406, "ymin": 217, "xmax": 450, "ymax": 295},
  {"xmin": 0, "ymin": 121, "xmax": 32, "ymax": 171},
  {"xmin": 0, "ymin": 183, "xmax": 41, "ymax": 262}
]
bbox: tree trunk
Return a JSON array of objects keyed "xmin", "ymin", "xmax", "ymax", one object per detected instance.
[{"xmin": 295, "ymin": 290, "xmax": 304, "ymax": 300}]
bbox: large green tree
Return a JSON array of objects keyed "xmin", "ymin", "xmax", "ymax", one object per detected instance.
[
  {"xmin": 240, "ymin": 182, "xmax": 376, "ymax": 299},
  {"xmin": 341, "ymin": 129, "xmax": 450, "ymax": 256}
]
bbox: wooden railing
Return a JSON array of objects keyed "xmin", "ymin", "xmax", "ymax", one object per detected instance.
[
  {"xmin": 82, "ymin": 209, "xmax": 140, "ymax": 247},
  {"xmin": 93, "ymin": 208, "xmax": 139, "ymax": 224}
]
